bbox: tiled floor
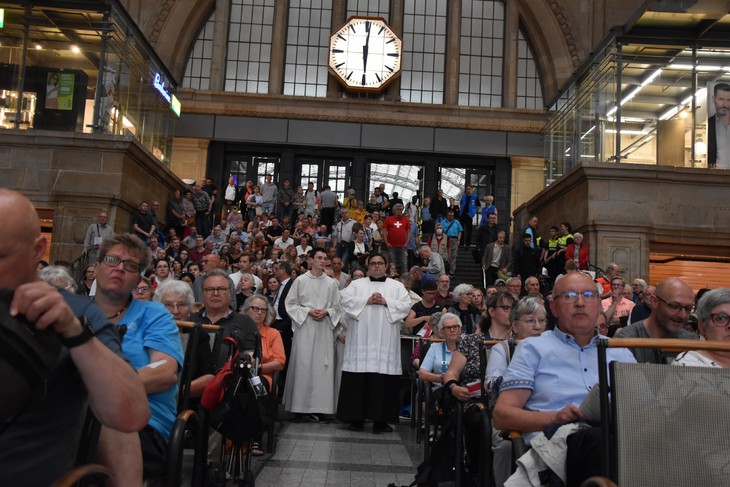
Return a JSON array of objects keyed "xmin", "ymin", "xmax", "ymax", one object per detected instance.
[{"xmin": 253, "ymin": 419, "xmax": 421, "ymax": 487}]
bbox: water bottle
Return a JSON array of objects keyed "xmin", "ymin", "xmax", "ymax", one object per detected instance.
[{"xmin": 248, "ymin": 374, "xmax": 268, "ymax": 398}]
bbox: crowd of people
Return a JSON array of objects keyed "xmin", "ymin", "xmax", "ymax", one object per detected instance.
[{"xmin": 4, "ymin": 179, "xmax": 730, "ymax": 486}]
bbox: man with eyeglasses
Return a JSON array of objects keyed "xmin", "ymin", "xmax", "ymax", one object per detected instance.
[
  {"xmin": 93, "ymin": 233, "xmax": 184, "ymax": 485},
  {"xmin": 601, "ymin": 277, "xmax": 635, "ymax": 329},
  {"xmin": 337, "ymin": 254, "xmax": 411, "ymax": 433},
  {"xmin": 283, "ymin": 248, "xmax": 342, "ymax": 421},
  {"xmin": 195, "ymin": 269, "xmax": 258, "ymax": 370},
  {"xmin": 193, "ymin": 253, "xmax": 236, "ymax": 311},
  {"xmin": 493, "ymin": 271, "xmax": 635, "ymax": 486},
  {"xmin": 615, "ymin": 277, "xmax": 699, "ymax": 363}
]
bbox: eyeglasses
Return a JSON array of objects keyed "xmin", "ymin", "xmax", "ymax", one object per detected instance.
[
  {"xmin": 442, "ymin": 325, "xmax": 461, "ymax": 331},
  {"xmin": 655, "ymin": 295, "xmax": 694, "ymax": 314},
  {"xmin": 516, "ymin": 318, "xmax": 547, "ymax": 327},
  {"xmin": 709, "ymin": 312, "xmax": 730, "ymax": 327},
  {"xmin": 163, "ymin": 302, "xmax": 189, "ymax": 310},
  {"xmin": 156, "ymin": 264, "xmax": 169, "ymax": 269},
  {"xmin": 369, "ymin": 261, "xmax": 385, "ymax": 266},
  {"xmin": 555, "ymin": 290, "xmax": 599, "ymax": 303},
  {"xmin": 132, "ymin": 286, "xmax": 150, "ymax": 293},
  {"xmin": 248, "ymin": 306, "xmax": 268, "ymax": 314},
  {"xmin": 203, "ymin": 287, "xmax": 229, "ymax": 294},
  {"xmin": 101, "ymin": 254, "xmax": 141, "ymax": 273}
]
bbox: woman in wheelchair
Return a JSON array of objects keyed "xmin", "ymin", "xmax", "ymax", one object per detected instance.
[
  {"xmin": 242, "ymin": 294, "xmax": 285, "ymax": 456},
  {"xmin": 419, "ymin": 313, "xmax": 462, "ymax": 403},
  {"xmin": 485, "ymin": 296, "xmax": 547, "ymax": 487}
]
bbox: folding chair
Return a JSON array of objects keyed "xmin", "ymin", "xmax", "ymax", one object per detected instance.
[
  {"xmin": 597, "ymin": 338, "xmax": 730, "ymax": 486},
  {"xmin": 165, "ymin": 320, "xmax": 219, "ymax": 487}
]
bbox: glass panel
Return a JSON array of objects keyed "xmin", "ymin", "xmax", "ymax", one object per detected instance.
[
  {"xmin": 458, "ymin": 0, "xmax": 504, "ymax": 107},
  {"xmin": 225, "ymin": 0, "xmax": 275, "ymax": 94},
  {"xmin": 516, "ymin": 29, "xmax": 543, "ymax": 110},
  {"xmin": 401, "ymin": 0, "xmax": 447, "ymax": 104},
  {"xmin": 283, "ymin": 0, "xmax": 332, "ymax": 97},
  {"xmin": 183, "ymin": 10, "xmax": 215, "ymax": 89}
]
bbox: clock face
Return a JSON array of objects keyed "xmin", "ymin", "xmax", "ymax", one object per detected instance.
[{"xmin": 329, "ymin": 16, "xmax": 402, "ymax": 92}]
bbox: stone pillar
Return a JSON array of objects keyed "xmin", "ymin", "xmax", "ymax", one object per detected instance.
[
  {"xmin": 209, "ymin": 0, "xmax": 231, "ymax": 91},
  {"xmin": 326, "ymin": 0, "xmax": 347, "ymax": 98},
  {"xmin": 443, "ymin": 0, "xmax": 461, "ymax": 106},
  {"xmin": 383, "ymin": 0, "xmax": 404, "ymax": 102},
  {"xmin": 268, "ymin": 0, "xmax": 290, "ymax": 95},
  {"xmin": 170, "ymin": 137, "xmax": 210, "ymax": 182},
  {"xmin": 656, "ymin": 119, "xmax": 686, "ymax": 167},
  {"xmin": 502, "ymin": 0, "xmax": 518, "ymax": 109},
  {"xmin": 510, "ymin": 156, "xmax": 544, "ymax": 214}
]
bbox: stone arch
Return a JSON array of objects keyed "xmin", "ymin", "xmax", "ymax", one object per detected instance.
[
  {"xmin": 516, "ymin": 0, "xmax": 582, "ymax": 104},
  {"xmin": 146, "ymin": 0, "xmax": 215, "ymax": 82}
]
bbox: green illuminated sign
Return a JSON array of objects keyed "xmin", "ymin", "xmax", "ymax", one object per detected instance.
[
  {"xmin": 0, "ymin": 9, "xmax": 5, "ymax": 29},
  {"xmin": 171, "ymin": 94, "xmax": 181, "ymax": 117}
]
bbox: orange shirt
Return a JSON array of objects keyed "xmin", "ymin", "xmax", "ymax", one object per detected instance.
[{"xmin": 259, "ymin": 324, "xmax": 286, "ymax": 389}]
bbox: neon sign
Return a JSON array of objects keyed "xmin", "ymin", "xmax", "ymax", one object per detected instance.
[{"xmin": 153, "ymin": 72, "xmax": 171, "ymax": 104}]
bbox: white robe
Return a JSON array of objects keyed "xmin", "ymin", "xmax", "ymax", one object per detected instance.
[
  {"xmin": 283, "ymin": 272, "xmax": 343, "ymax": 414},
  {"xmin": 340, "ymin": 277, "xmax": 412, "ymax": 375}
]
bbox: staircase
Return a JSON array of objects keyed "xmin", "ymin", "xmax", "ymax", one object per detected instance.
[{"xmin": 451, "ymin": 246, "xmax": 484, "ymax": 288}]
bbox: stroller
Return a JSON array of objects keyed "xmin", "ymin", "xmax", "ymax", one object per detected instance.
[{"xmin": 201, "ymin": 330, "xmax": 270, "ymax": 486}]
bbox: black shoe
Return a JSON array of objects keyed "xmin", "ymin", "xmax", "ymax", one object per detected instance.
[
  {"xmin": 347, "ymin": 421, "xmax": 364, "ymax": 432},
  {"xmin": 373, "ymin": 422, "xmax": 394, "ymax": 434}
]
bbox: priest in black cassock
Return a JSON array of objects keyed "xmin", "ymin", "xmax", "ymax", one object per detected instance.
[{"xmin": 336, "ymin": 254, "xmax": 412, "ymax": 433}]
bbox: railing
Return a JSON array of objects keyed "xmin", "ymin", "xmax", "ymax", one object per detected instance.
[{"xmin": 69, "ymin": 251, "xmax": 90, "ymax": 283}]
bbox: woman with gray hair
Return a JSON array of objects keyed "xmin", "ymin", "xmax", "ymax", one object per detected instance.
[
  {"xmin": 674, "ymin": 288, "xmax": 730, "ymax": 368},
  {"xmin": 485, "ymin": 296, "xmax": 546, "ymax": 487},
  {"xmin": 241, "ymin": 293, "xmax": 284, "ymax": 456},
  {"xmin": 39, "ymin": 265, "xmax": 77, "ymax": 293},
  {"xmin": 447, "ymin": 283, "xmax": 482, "ymax": 334},
  {"xmin": 419, "ymin": 313, "xmax": 462, "ymax": 396},
  {"xmin": 154, "ymin": 279, "xmax": 213, "ymax": 398},
  {"xmin": 565, "ymin": 231, "xmax": 589, "ymax": 270}
]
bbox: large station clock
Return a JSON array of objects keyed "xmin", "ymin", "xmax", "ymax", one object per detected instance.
[{"xmin": 328, "ymin": 16, "xmax": 403, "ymax": 92}]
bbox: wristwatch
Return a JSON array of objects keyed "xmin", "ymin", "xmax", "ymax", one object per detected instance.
[{"xmin": 60, "ymin": 316, "xmax": 95, "ymax": 349}]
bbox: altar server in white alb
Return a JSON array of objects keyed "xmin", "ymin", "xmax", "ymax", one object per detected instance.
[
  {"xmin": 336, "ymin": 253, "xmax": 412, "ymax": 433},
  {"xmin": 283, "ymin": 248, "xmax": 343, "ymax": 418}
]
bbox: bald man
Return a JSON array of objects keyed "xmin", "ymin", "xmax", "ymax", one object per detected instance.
[
  {"xmin": 493, "ymin": 272, "xmax": 635, "ymax": 485},
  {"xmin": 0, "ymin": 189, "xmax": 149, "ymax": 485},
  {"xmin": 615, "ymin": 277, "xmax": 699, "ymax": 363}
]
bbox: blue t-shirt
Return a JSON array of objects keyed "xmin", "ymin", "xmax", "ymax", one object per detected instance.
[
  {"xmin": 501, "ymin": 327, "xmax": 635, "ymax": 442},
  {"xmin": 118, "ymin": 299, "xmax": 183, "ymax": 440},
  {"xmin": 443, "ymin": 219, "xmax": 463, "ymax": 237},
  {"xmin": 420, "ymin": 342, "xmax": 454, "ymax": 390}
]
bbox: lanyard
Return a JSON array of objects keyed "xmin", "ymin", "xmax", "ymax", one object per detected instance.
[{"xmin": 441, "ymin": 341, "xmax": 449, "ymax": 373}]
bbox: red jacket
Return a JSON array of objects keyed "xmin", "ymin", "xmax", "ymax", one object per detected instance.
[{"xmin": 565, "ymin": 243, "xmax": 589, "ymax": 270}]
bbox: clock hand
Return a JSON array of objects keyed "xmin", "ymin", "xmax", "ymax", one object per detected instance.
[{"xmin": 363, "ymin": 21, "xmax": 371, "ymax": 75}]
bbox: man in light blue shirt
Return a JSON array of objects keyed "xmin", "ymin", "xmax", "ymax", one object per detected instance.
[{"xmin": 494, "ymin": 271, "xmax": 635, "ymax": 485}]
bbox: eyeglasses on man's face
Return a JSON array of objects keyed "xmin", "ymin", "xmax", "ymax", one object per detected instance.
[
  {"xmin": 102, "ymin": 254, "xmax": 141, "ymax": 273},
  {"xmin": 203, "ymin": 287, "xmax": 229, "ymax": 295},
  {"xmin": 655, "ymin": 295, "xmax": 694, "ymax": 314},
  {"xmin": 555, "ymin": 290, "xmax": 599, "ymax": 303}
]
